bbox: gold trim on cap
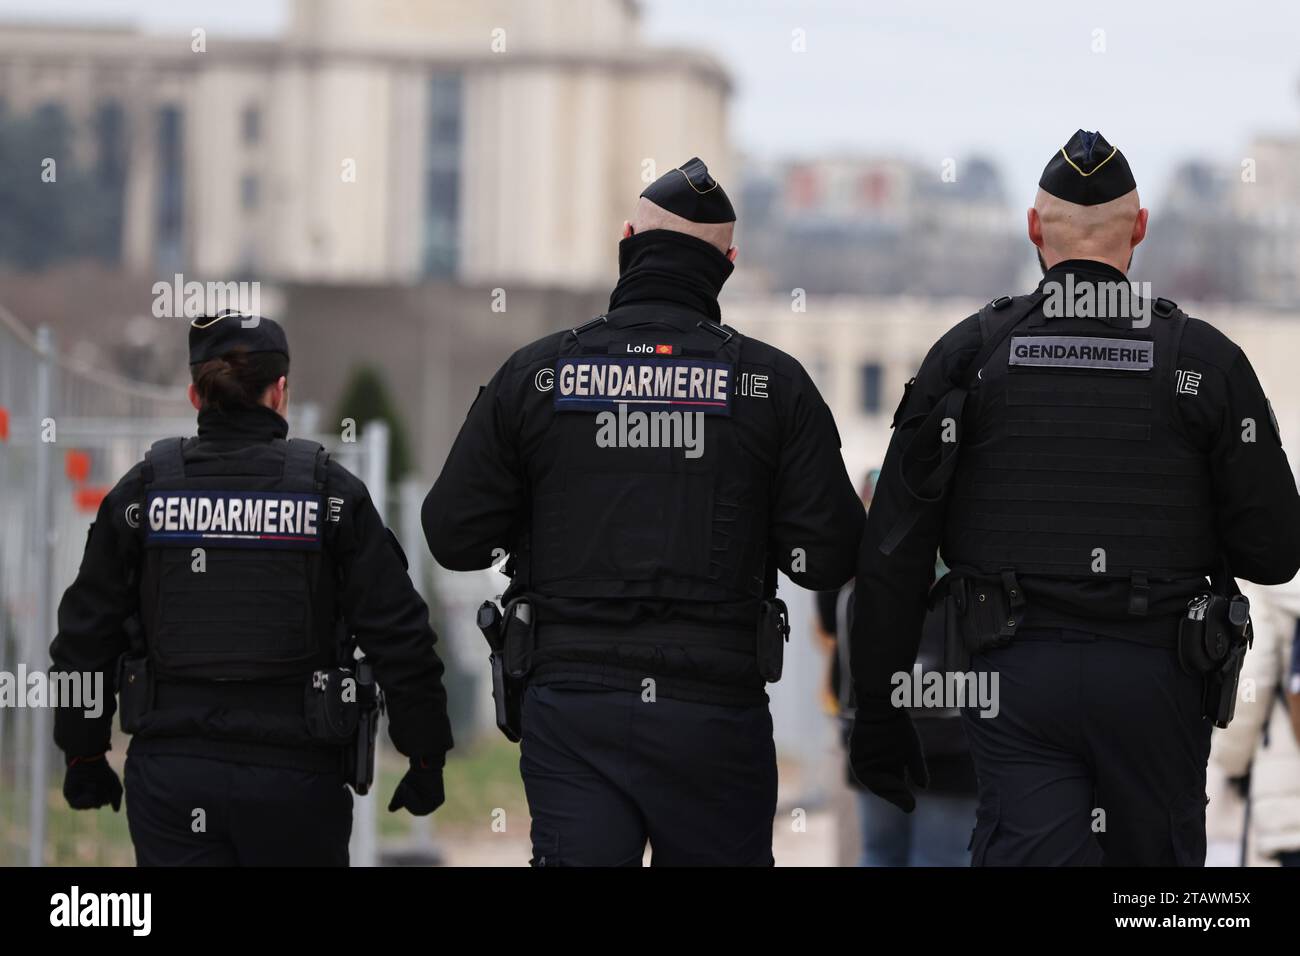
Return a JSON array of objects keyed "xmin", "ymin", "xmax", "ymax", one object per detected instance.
[
  {"xmin": 1059, "ymin": 145, "xmax": 1118, "ymax": 178},
  {"xmin": 677, "ymin": 165, "xmax": 718, "ymax": 195}
]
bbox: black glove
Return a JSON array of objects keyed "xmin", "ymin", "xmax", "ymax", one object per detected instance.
[
  {"xmin": 387, "ymin": 756, "xmax": 446, "ymax": 816},
  {"xmin": 62, "ymin": 753, "xmax": 123, "ymax": 812},
  {"xmin": 849, "ymin": 705, "xmax": 929, "ymax": 812}
]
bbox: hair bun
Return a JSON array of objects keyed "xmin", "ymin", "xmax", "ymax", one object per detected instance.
[{"xmin": 190, "ymin": 348, "xmax": 288, "ymax": 412}]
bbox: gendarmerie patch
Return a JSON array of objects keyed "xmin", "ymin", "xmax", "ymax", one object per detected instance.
[
  {"xmin": 144, "ymin": 491, "xmax": 323, "ymax": 550},
  {"xmin": 1009, "ymin": 335, "xmax": 1153, "ymax": 372},
  {"xmin": 554, "ymin": 356, "xmax": 733, "ymax": 415}
]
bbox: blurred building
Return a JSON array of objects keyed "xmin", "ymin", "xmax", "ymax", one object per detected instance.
[
  {"xmin": 1232, "ymin": 131, "xmax": 1300, "ymax": 307},
  {"xmin": 4, "ymin": 0, "xmax": 1298, "ymax": 479},
  {"xmin": 0, "ymin": 0, "xmax": 733, "ymax": 479},
  {"xmin": 1144, "ymin": 125, "xmax": 1300, "ymax": 308},
  {"xmin": 1140, "ymin": 161, "xmax": 1251, "ymax": 303},
  {"xmin": 723, "ymin": 292, "xmax": 1300, "ymax": 488},
  {"xmin": 0, "ymin": 0, "xmax": 731, "ymax": 288},
  {"xmin": 737, "ymin": 154, "xmax": 1023, "ymax": 298}
]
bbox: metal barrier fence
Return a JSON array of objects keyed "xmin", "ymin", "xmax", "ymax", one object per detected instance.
[{"xmin": 0, "ymin": 305, "xmax": 389, "ymax": 866}]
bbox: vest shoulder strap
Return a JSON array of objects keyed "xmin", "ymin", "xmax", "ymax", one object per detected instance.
[
  {"xmin": 697, "ymin": 317, "xmax": 734, "ymax": 344},
  {"xmin": 145, "ymin": 437, "xmax": 186, "ymax": 486},
  {"xmin": 879, "ymin": 292, "xmax": 1045, "ymax": 557},
  {"xmin": 684, "ymin": 319, "xmax": 742, "ymax": 357},
  {"xmin": 569, "ymin": 315, "xmax": 608, "ymax": 340},
  {"xmin": 281, "ymin": 437, "xmax": 328, "ymax": 493},
  {"xmin": 566, "ymin": 313, "xmax": 742, "ymax": 358},
  {"xmin": 966, "ymin": 292, "xmax": 1046, "ymax": 388}
]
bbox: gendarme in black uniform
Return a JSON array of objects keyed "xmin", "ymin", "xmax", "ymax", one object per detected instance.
[
  {"xmin": 424, "ymin": 159, "xmax": 863, "ymax": 864},
  {"xmin": 849, "ymin": 131, "xmax": 1300, "ymax": 866},
  {"xmin": 51, "ymin": 315, "xmax": 453, "ymax": 866}
]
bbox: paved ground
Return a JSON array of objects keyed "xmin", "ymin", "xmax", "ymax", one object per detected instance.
[
  {"xmin": 385, "ymin": 754, "xmax": 1267, "ymax": 867},
  {"xmin": 432, "ymin": 809, "xmax": 838, "ymax": 867}
]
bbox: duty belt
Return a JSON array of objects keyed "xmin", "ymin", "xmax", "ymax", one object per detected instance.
[
  {"xmin": 153, "ymin": 679, "xmax": 305, "ymax": 716},
  {"xmin": 534, "ymin": 623, "xmax": 755, "ymax": 653},
  {"xmin": 132, "ymin": 678, "xmax": 345, "ymax": 775}
]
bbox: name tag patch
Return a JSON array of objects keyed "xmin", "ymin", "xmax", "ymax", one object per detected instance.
[
  {"xmin": 554, "ymin": 356, "xmax": 732, "ymax": 415},
  {"xmin": 1009, "ymin": 335, "xmax": 1153, "ymax": 372},
  {"xmin": 608, "ymin": 341, "xmax": 679, "ymax": 356},
  {"xmin": 145, "ymin": 491, "xmax": 323, "ymax": 550}
]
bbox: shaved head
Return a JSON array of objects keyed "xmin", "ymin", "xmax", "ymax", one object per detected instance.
[
  {"xmin": 630, "ymin": 197, "xmax": 735, "ymax": 256},
  {"xmin": 1028, "ymin": 187, "xmax": 1147, "ymax": 273}
]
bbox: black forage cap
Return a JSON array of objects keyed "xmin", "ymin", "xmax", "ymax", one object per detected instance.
[
  {"xmin": 1039, "ymin": 130, "xmax": 1136, "ymax": 206},
  {"xmin": 188, "ymin": 310, "xmax": 289, "ymax": 364},
  {"xmin": 640, "ymin": 157, "xmax": 736, "ymax": 224}
]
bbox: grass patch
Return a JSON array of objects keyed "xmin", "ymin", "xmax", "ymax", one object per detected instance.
[
  {"xmin": 4, "ymin": 735, "xmax": 527, "ymax": 863},
  {"xmin": 378, "ymin": 735, "xmax": 526, "ymax": 839}
]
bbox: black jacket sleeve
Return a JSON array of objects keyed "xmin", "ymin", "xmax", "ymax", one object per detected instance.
[
  {"xmin": 769, "ymin": 361, "xmax": 865, "ymax": 590},
  {"xmin": 331, "ymin": 466, "xmax": 453, "ymax": 760},
  {"xmin": 423, "ymin": 358, "xmax": 528, "ymax": 572},
  {"xmin": 1176, "ymin": 323, "xmax": 1300, "ymax": 584},
  {"xmin": 50, "ymin": 465, "xmax": 145, "ymax": 758},
  {"xmin": 850, "ymin": 318, "xmax": 981, "ymax": 705}
]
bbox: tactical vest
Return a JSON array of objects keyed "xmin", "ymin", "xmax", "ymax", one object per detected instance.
[
  {"xmin": 527, "ymin": 315, "xmax": 770, "ymax": 604},
  {"xmin": 942, "ymin": 297, "xmax": 1218, "ymax": 592},
  {"xmin": 137, "ymin": 436, "xmax": 338, "ymax": 682}
]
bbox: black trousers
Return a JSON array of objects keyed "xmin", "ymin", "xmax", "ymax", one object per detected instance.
[
  {"xmin": 962, "ymin": 629, "xmax": 1213, "ymax": 866},
  {"xmin": 125, "ymin": 753, "xmax": 353, "ymax": 866},
  {"xmin": 520, "ymin": 685, "xmax": 778, "ymax": 866}
]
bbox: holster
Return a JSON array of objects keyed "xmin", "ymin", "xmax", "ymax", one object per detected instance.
[
  {"xmin": 756, "ymin": 598, "xmax": 791, "ymax": 683},
  {"xmin": 943, "ymin": 570, "xmax": 1026, "ymax": 668},
  {"xmin": 502, "ymin": 598, "xmax": 535, "ymax": 681},
  {"xmin": 115, "ymin": 654, "xmax": 153, "ymax": 734},
  {"xmin": 304, "ymin": 666, "xmax": 361, "ymax": 742},
  {"xmin": 943, "ymin": 587, "xmax": 969, "ymax": 674},
  {"xmin": 342, "ymin": 658, "xmax": 383, "ymax": 795},
  {"xmin": 477, "ymin": 599, "xmax": 526, "ymax": 742},
  {"xmin": 1178, "ymin": 592, "xmax": 1252, "ymax": 728}
]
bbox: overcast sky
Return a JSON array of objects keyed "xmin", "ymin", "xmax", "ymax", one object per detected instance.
[
  {"xmin": 2, "ymin": 0, "xmax": 1297, "ymax": 202},
  {"xmin": 640, "ymin": 0, "xmax": 1300, "ymax": 203}
]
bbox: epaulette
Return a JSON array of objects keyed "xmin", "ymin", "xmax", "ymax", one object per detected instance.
[
  {"xmin": 1153, "ymin": 297, "xmax": 1178, "ymax": 318},
  {"xmin": 569, "ymin": 315, "xmax": 608, "ymax": 339}
]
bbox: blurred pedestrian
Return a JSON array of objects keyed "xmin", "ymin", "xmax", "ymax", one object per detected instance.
[
  {"xmin": 1213, "ymin": 583, "xmax": 1300, "ymax": 867},
  {"xmin": 818, "ymin": 471, "xmax": 977, "ymax": 866},
  {"xmin": 1289, "ymin": 623, "xmax": 1300, "ymax": 745}
]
